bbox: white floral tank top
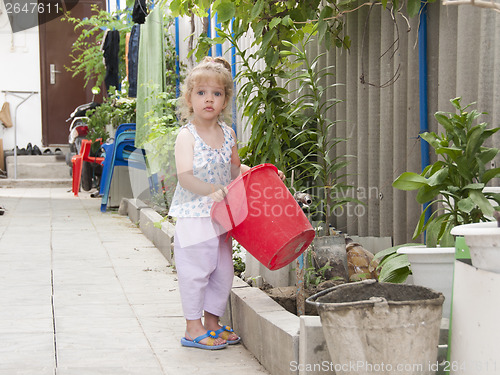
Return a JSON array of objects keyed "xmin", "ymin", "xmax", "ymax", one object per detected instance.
[{"xmin": 168, "ymin": 121, "xmax": 235, "ymax": 217}]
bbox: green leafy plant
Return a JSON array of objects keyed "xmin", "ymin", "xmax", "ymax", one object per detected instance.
[
  {"xmin": 170, "ymin": 0, "xmax": 351, "ymax": 175},
  {"xmin": 62, "ymin": 5, "xmax": 133, "ymax": 90},
  {"xmin": 232, "ymin": 240, "xmax": 246, "ymax": 277},
  {"xmin": 373, "ymin": 243, "xmax": 420, "ymax": 283},
  {"xmin": 393, "ymin": 97, "xmax": 500, "ymax": 247},
  {"xmin": 86, "ymin": 89, "xmax": 136, "ymax": 146},
  {"xmin": 303, "ymin": 248, "xmax": 333, "ymax": 289},
  {"xmin": 170, "ymin": 1, "xmax": 370, "ymax": 227},
  {"xmin": 210, "ymin": 28, "xmax": 306, "ymax": 173},
  {"xmin": 281, "ymin": 28, "xmax": 360, "ymax": 231},
  {"xmin": 378, "ymin": 98, "xmax": 500, "ymax": 283}
]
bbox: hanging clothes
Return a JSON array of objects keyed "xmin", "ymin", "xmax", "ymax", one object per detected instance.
[
  {"xmin": 125, "ymin": 32, "xmax": 130, "ymax": 78},
  {"xmin": 102, "ymin": 30, "xmax": 120, "ymax": 92},
  {"xmin": 132, "ymin": 0, "xmax": 148, "ymax": 24},
  {"xmin": 128, "ymin": 24, "xmax": 141, "ymax": 98},
  {"xmin": 136, "ymin": 6, "xmax": 166, "ymax": 147}
]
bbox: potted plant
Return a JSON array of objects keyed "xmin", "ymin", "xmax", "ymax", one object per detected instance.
[
  {"xmin": 281, "ymin": 29, "xmax": 363, "ymax": 289},
  {"xmin": 378, "ymin": 97, "xmax": 500, "ymax": 317}
]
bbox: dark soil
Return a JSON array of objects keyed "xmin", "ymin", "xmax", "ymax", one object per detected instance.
[
  {"xmin": 264, "ymin": 279, "xmax": 345, "ymax": 316},
  {"xmin": 316, "ymin": 282, "xmax": 442, "ymax": 304}
]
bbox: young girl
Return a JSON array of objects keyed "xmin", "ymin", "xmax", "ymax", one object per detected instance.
[{"xmin": 169, "ymin": 57, "xmax": 248, "ymax": 350}]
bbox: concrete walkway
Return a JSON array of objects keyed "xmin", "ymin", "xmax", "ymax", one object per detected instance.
[{"xmin": 0, "ymin": 187, "xmax": 269, "ymax": 375}]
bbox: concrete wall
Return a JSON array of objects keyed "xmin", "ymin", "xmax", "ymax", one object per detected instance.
[{"xmin": 0, "ymin": 12, "xmax": 42, "ymax": 151}]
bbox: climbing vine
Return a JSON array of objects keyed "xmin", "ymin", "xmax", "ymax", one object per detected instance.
[
  {"xmin": 168, "ymin": 0, "xmax": 434, "ymax": 225},
  {"xmin": 62, "ymin": 5, "xmax": 134, "ymax": 90}
]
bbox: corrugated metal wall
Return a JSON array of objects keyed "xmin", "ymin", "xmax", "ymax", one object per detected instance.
[
  {"xmin": 175, "ymin": 2, "xmax": 500, "ymax": 245},
  {"xmin": 331, "ymin": 5, "xmax": 423, "ymax": 245},
  {"xmin": 328, "ymin": 3, "xmax": 500, "ymax": 245}
]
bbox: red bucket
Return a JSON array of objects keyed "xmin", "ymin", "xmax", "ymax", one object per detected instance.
[{"xmin": 210, "ymin": 164, "xmax": 315, "ymax": 270}]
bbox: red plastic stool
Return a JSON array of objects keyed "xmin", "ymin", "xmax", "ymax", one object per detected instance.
[{"xmin": 72, "ymin": 139, "xmax": 104, "ymax": 196}]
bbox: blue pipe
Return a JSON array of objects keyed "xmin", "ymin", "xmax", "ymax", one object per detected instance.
[
  {"xmin": 418, "ymin": 1, "xmax": 431, "ymax": 226},
  {"xmin": 175, "ymin": 17, "xmax": 180, "ymax": 97},
  {"xmin": 215, "ymin": 13, "xmax": 223, "ymax": 57},
  {"xmin": 207, "ymin": 9, "xmax": 212, "ymax": 56},
  {"xmin": 231, "ymin": 18, "xmax": 237, "ymax": 135}
]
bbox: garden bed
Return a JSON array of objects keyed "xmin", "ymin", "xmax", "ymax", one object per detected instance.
[
  {"xmin": 120, "ymin": 198, "xmax": 449, "ymax": 375},
  {"xmin": 263, "ymin": 280, "xmax": 345, "ymax": 316},
  {"xmin": 120, "ymin": 197, "xmax": 333, "ymax": 375}
]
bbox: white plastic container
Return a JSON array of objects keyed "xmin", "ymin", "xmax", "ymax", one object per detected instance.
[
  {"xmin": 397, "ymin": 245, "xmax": 455, "ymax": 318},
  {"xmin": 451, "ymin": 222, "xmax": 500, "ymax": 273}
]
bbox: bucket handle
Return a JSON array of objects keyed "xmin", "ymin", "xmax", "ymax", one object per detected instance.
[{"xmin": 223, "ymin": 168, "xmax": 253, "ymax": 242}]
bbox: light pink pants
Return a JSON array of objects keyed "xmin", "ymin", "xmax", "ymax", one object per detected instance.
[{"xmin": 174, "ymin": 217, "xmax": 234, "ymax": 320}]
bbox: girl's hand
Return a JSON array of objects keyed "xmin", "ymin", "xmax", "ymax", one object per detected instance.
[
  {"xmin": 277, "ymin": 170, "xmax": 286, "ymax": 181},
  {"xmin": 209, "ymin": 184, "xmax": 228, "ymax": 202}
]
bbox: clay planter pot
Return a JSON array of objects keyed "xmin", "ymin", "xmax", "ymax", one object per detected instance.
[{"xmin": 307, "ymin": 279, "xmax": 444, "ymax": 375}]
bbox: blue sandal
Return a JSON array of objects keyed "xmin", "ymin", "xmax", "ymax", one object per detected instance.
[
  {"xmin": 181, "ymin": 330, "xmax": 228, "ymax": 350},
  {"xmin": 214, "ymin": 325, "xmax": 241, "ymax": 345}
]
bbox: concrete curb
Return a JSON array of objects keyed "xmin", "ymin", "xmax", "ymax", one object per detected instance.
[
  {"xmin": 231, "ymin": 285, "xmax": 300, "ymax": 375},
  {"xmin": 120, "ymin": 198, "xmax": 332, "ymax": 375},
  {"xmin": 122, "ymin": 198, "xmax": 175, "ymax": 264}
]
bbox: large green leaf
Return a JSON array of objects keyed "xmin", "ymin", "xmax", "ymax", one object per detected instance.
[
  {"xmin": 477, "ymin": 148, "xmax": 499, "ymax": 167},
  {"xmin": 440, "ymin": 220, "xmax": 456, "ymax": 247},
  {"xmin": 420, "ymin": 132, "xmax": 441, "ymax": 149},
  {"xmin": 415, "ymin": 184, "xmax": 442, "ymax": 204},
  {"xmin": 457, "ymin": 197, "xmax": 476, "ymax": 213},
  {"xmin": 214, "ymin": 1, "xmax": 236, "ymax": 23},
  {"xmin": 463, "ymin": 183, "xmax": 484, "ymax": 191},
  {"xmin": 483, "ymin": 167, "xmax": 500, "ymax": 183},
  {"xmin": 373, "ymin": 243, "xmax": 422, "ymax": 260},
  {"xmin": 434, "ymin": 112, "xmax": 454, "ymax": 132},
  {"xmin": 377, "ymin": 253, "xmax": 411, "ymax": 283},
  {"xmin": 425, "ymin": 214, "xmax": 448, "ymax": 248},
  {"xmin": 406, "ymin": 0, "xmax": 422, "ymax": 17},
  {"xmin": 250, "ymin": 0, "xmax": 264, "ymax": 21},
  {"xmin": 466, "ymin": 125, "xmax": 485, "ymax": 159},
  {"xmin": 392, "ymin": 172, "xmax": 428, "ymax": 191},
  {"xmin": 469, "ymin": 189, "xmax": 495, "ymax": 217},
  {"xmin": 427, "ymin": 168, "xmax": 448, "ymax": 186},
  {"xmin": 436, "ymin": 146, "xmax": 462, "ymax": 162}
]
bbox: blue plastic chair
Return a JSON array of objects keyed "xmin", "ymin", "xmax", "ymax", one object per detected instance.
[
  {"xmin": 99, "ymin": 123, "xmax": 137, "ymax": 195},
  {"xmin": 100, "ymin": 124, "xmax": 155, "ymax": 212}
]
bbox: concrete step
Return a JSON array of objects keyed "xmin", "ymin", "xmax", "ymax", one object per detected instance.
[
  {"xmin": 6, "ymin": 155, "xmax": 71, "ymax": 179},
  {"xmin": 0, "ymin": 178, "xmax": 72, "ymax": 188}
]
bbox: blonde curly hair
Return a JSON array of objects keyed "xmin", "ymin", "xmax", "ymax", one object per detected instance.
[{"xmin": 177, "ymin": 57, "xmax": 233, "ymax": 124}]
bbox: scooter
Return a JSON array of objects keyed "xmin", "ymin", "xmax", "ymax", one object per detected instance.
[
  {"xmin": 65, "ymin": 101, "xmax": 100, "ymax": 168},
  {"xmin": 65, "ymin": 100, "xmax": 103, "ymax": 192}
]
